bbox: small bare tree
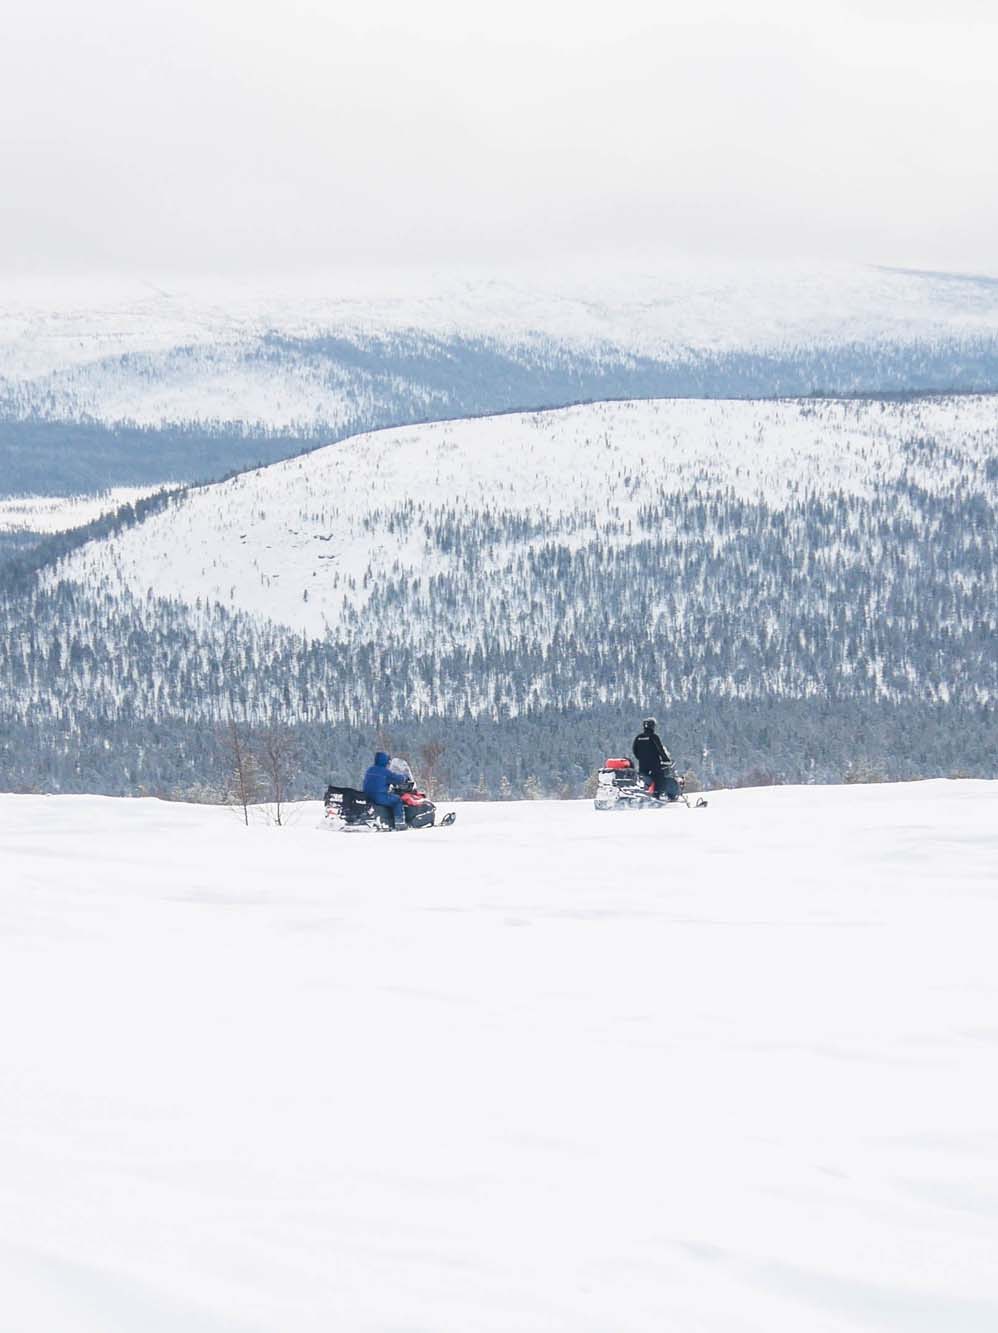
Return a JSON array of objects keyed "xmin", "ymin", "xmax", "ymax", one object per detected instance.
[
  {"xmin": 417, "ymin": 740, "xmax": 446, "ymax": 797},
  {"xmin": 218, "ymin": 718, "xmax": 263, "ymax": 825},
  {"xmin": 257, "ymin": 724, "xmax": 300, "ymax": 827}
]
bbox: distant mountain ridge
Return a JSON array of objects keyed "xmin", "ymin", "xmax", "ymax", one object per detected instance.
[{"xmin": 3, "ymin": 259, "xmax": 998, "ymax": 497}]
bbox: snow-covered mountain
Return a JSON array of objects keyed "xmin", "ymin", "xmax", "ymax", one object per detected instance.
[
  {"xmin": 3, "ymin": 259, "xmax": 998, "ymax": 434},
  {"xmin": 4, "ymin": 257, "xmax": 997, "ymax": 501},
  {"xmin": 3, "ymin": 782, "xmax": 997, "ymax": 1331}
]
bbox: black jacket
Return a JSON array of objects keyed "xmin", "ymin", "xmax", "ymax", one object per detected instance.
[{"xmin": 633, "ymin": 729, "xmax": 671, "ymax": 771}]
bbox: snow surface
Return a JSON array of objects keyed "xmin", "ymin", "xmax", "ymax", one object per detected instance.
[
  {"xmin": 3, "ymin": 258, "xmax": 998, "ymax": 426},
  {"xmin": 0, "ymin": 488, "xmax": 162, "ymax": 535},
  {"xmin": 2, "ymin": 781, "xmax": 996, "ymax": 1331},
  {"xmin": 50, "ymin": 395, "xmax": 998, "ymax": 639}
]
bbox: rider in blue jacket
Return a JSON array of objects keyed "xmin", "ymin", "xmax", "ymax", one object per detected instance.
[{"xmin": 362, "ymin": 751, "xmax": 406, "ymax": 830}]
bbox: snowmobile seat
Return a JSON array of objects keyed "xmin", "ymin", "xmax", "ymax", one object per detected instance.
[{"xmin": 324, "ymin": 785, "xmax": 375, "ymax": 824}]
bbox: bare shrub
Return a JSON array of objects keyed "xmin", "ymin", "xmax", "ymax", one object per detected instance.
[
  {"xmin": 417, "ymin": 740, "xmax": 446, "ymax": 797},
  {"xmin": 257, "ymin": 724, "xmax": 300, "ymax": 826},
  {"xmin": 218, "ymin": 718, "xmax": 263, "ymax": 825}
]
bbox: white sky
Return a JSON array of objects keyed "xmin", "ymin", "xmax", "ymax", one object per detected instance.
[{"xmin": 2, "ymin": 0, "xmax": 997, "ymax": 276}]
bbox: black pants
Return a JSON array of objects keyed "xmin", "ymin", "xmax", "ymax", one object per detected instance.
[{"xmin": 641, "ymin": 764, "xmax": 680, "ymax": 800}]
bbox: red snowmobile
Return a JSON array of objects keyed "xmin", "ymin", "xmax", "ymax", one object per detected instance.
[
  {"xmin": 593, "ymin": 757, "xmax": 707, "ymax": 811},
  {"xmin": 323, "ymin": 778, "xmax": 457, "ymax": 831}
]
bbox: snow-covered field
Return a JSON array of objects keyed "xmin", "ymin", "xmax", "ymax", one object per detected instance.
[
  {"xmin": 0, "ymin": 487, "xmax": 162, "ymax": 535},
  {"xmin": 3, "ymin": 782, "xmax": 996, "ymax": 1332}
]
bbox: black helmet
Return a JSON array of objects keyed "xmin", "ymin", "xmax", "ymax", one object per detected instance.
[{"xmin": 642, "ymin": 717, "xmax": 657, "ymax": 732}]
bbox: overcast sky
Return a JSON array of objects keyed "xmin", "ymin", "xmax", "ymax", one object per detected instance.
[{"xmin": 2, "ymin": 0, "xmax": 996, "ymax": 277}]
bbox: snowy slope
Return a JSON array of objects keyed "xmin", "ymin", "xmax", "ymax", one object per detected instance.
[
  {"xmin": 0, "ymin": 487, "xmax": 162, "ymax": 535},
  {"xmin": 2, "ymin": 781, "xmax": 996, "ymax": 1332},
  {"xmin": 51, "ymin": 394, "xmax": 998, "ymax": 641},
  {"xmin": 10, "ymin": 392, "xmax": 992, "ymax": 755},
  {"xmin": 3, "ymin": 259, "xmax": 998, "ymax": 426}
]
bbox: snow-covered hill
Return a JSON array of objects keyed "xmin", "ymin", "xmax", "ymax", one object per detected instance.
[
  {"xmin": 2, "ymin": 781, "xmax": 996, "ymax": 1331},
  {"xmin": 4, "ymin": 259, "xmax": 998, "ymax": 429},
  {"xmin": 52, "ymin": 393, "xmax": 998, "ymax": 643},
  {"xmin": 6, "ymin": 393, "xmax": 995, "ymax": 792}
]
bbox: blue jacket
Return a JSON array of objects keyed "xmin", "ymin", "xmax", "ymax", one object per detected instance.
[{"xmin": 362, "ymin": 751, "xmax": 400, "ymax": 803}]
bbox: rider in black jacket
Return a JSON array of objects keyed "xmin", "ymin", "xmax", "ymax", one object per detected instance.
[{"xmin": 632, "ymin": 717, "xmax": 680, "ymax": 801}]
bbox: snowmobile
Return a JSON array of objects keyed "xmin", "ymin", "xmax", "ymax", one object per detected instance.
[
  {"xmin": 322, "ymin": 778, "xmax": 457, "ymax": 832},
  {"xmin": 593, "ymin": 758, "xmax": 707, "ymax": 811}
]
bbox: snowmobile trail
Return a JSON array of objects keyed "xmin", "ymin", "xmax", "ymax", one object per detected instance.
[{"xmin": 1, "ymin": 782, "xmax": 996, "ymax": 1333}]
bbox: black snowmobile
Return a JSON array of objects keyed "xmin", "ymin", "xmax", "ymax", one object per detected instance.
[
  {"xmin": 593, "ymin": 758, "xmax": 707, "ymax": 811},
  {"xmin": 323, "ymin": 778, "xmax": 456, "ymax": 832}
]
